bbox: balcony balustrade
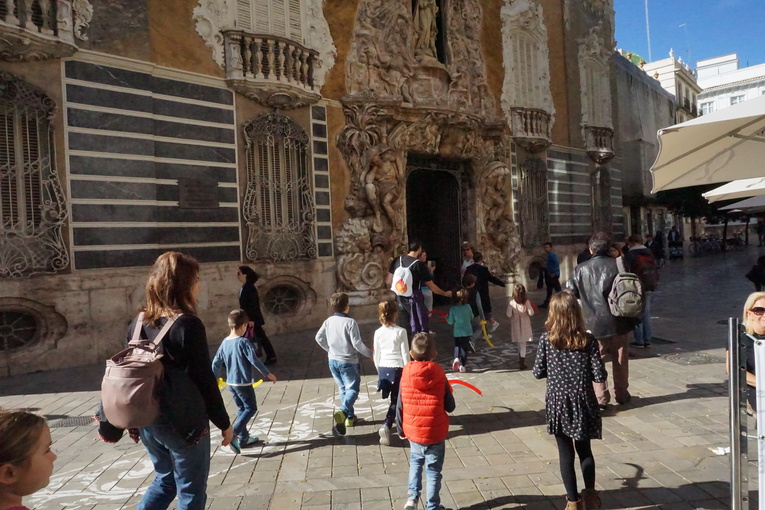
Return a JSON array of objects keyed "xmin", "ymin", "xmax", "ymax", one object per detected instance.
[
  {"xmin": 224, "ymin": 30, "xmax": 320, "ymax": 109},
  {"xmin": 510, "ymin": 107, "xmax": 552, "ymax": 153},
  {"xmin": 584, "ymin": 125, "xmax": 614, "ymax": 164},
  {"xmin": 0, "ymin": 0, "xmax": 77, "ymax": 61}
]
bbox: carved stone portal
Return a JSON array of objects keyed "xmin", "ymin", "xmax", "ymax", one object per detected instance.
[{"xmin": 336, "ymin": 0, "xmax": 518, "ymax": 299}]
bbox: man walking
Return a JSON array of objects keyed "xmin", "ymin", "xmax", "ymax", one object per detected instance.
[
  {"xmin": 624, "ymin": 234, "xmax": 659, "ymax": 348},
  {"xmin": 386, "ymin": 240, "xmax": 452, "ymax": 336},
  {"xmin": 567, "ymin": 232, "xmax": 634, "ymax": 407},
  {"xmin": 540, "ymin": 242, "xmax": 561, "ymax": 308}
]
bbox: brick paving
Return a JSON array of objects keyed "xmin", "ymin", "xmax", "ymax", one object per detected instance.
[{"xmin": 3, "ymin": 247, "xmax": 764, "ymax": 509}]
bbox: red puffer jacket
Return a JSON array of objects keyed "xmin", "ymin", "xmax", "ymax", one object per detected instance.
[{"xmin": 400, "ymin": 360, "xmax": 451, "ymax": 445}]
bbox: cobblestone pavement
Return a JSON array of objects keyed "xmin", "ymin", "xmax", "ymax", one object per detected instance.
[{"xmin": 3, "ymin": 246, "xmax": 763, "ymax": 510}]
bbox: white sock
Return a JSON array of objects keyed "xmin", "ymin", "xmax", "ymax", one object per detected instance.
[{"xmin": 519, "ymin": 342, "xmax": 527, "ymax": 358}]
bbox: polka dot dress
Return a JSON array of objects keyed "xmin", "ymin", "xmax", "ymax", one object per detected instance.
[{"xmin": 532, "ymin": 333, "xmax": 607, "ymax": 440}]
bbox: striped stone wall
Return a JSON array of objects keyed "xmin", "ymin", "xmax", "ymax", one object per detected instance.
[{"xmin": 63, "ymin": 60, "xmax": 241, "ymax": 269}]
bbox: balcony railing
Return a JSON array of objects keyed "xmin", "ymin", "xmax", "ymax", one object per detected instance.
[
  {"xmin": 224, "ymin": 30, "xmax": 320, "ymax": 109},
  {"xmin": 584, "ymin": 125, "xmax": 614, "ymax": 164},
  {"xmin": 510, "ymin": 107, "xmax": 552, "ymax": 153},
  {"xmin": 0, "ymin": 0, "xmax": 77, "ymax": 61}
]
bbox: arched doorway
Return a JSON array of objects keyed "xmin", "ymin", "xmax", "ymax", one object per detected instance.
[{"xmin": 406, "ymin": 157, "xmax": 467, "ymax": 296}]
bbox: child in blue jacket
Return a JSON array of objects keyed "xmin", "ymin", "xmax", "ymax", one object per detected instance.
[{"xmin": 213, "ymin": 309, "xmax": 277, "ymax": 451}]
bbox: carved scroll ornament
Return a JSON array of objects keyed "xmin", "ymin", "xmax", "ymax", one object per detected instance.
[{"xmin": 477, "ymin": 160, "xmax": 520, "ymax": 274}]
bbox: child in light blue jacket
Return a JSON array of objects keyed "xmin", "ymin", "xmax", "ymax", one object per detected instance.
[
  {"xmin": 213, "ymin": 309, "xmax": 277, "ymax": 450},
  {"xmin": 447, "ymin": 288, "xmax": 474, "ymax": 373}
]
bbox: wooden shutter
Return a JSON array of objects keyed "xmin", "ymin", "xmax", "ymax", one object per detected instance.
[
  {"xmin": 254, "ymin": 0, "xmax": 270, "ymax": 33},
  {"xmin": 236, "ymin": 0, "xmax": 253, "ymax": 31},
  {"xmin": 271, "ymin": 0, "xmax": 287, "ymax": 37},
  {"xmin": 288, "ymin": 0, "xmax": 303, "ymax": 42},
  {"xmin": 0, "ymin": 107, "xmax": 15, "ymax": 230}
]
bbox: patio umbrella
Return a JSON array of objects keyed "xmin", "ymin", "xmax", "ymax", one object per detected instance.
[
  {"xmin": 702, "ymin": 177, "xmax": 765, "ymax": 203},
  {"xmin": 650, "ymin": 94, "xmax": 765, "ymax": 193},
  {"xmin": 719, "ymin": 195, "xmax": 765, "ymax": 212}
]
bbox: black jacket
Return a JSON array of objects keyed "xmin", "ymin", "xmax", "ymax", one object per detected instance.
[
  {"xmin": 239, "ymin": 283, "xmax": 265, "ymax": 326},
  {"xmin": 567, "ymin": 255, "xmax": 635, "ymax": 339},
  {"xmin": 464, "ymin": 263, "xmax": 505, "ymax": 314}
]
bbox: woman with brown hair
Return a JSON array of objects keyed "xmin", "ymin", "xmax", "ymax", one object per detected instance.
[
  {"xmin": 131, "ymin": 252, "xmax": 232, "ymax": 510},
  {"xmin": 533, "ymin": 291, "xmax": 606, "ymax": 510}
]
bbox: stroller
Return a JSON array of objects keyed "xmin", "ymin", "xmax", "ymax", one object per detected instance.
[{"xmin": 668, "ymin": 241, "xmax": 684, "ymax": 260}]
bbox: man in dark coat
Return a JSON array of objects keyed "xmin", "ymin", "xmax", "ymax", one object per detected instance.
[
  {"xmin": 464, "ymin": 251, "xmax": 505, "ymax": 332},
  {"xmin": 567, "ymin": 232, "xmax": 634, "ymax": 407}
]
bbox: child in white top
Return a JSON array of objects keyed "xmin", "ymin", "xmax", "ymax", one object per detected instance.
[
  {"xmin": 373, "ymin": 300, "xmax": 409, "ymax": 446},
  {"xmin": 507, "ymin": 283, "xmax": 535, "ymax": 370}
]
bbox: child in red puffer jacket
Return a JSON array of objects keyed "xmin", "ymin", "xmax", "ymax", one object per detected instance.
[{"xmin": 396, "ymin": 333, "xmax": 456, "ymax": 510}]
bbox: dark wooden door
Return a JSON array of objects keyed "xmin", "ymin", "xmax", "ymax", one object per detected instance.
[{"xmin": 406, "ymin": 167, "xmax": 462, "ymax": 298}]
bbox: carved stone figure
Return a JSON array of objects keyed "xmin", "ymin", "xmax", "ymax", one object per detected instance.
[
  {"xmin": 72, "ymin": 0, "xmax": 93, "ymax": 41},
  {"xmin": 413, "ymin": 0, "xmax": 438, "ymax": 59},
  {"xmin": 477, "ymin": 161, "xmax": 520, "ymax": 274},
  {"xmin": 361, "ymin": 145, "xmax": 404, "ymax": 233},
  {"xmin": 335, "ymin": 218, "xmax": 388, "ymax": 291}
]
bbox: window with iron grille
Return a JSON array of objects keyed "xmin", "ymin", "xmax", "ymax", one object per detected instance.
[
  {"xmin": 243, "ymin": 112, "xmax": 316, "ymax": 262},
  {"xmin": 0, "ymin": 73, "xmax": 68, "ymax": 278},
  {"xmin": 236, "ymin": 0, "xmax": 304, "ymax": 43}
]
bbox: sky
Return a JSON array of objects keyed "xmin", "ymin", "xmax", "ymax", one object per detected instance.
[{"xmin": 614, "ymin": 0, "xmax": 765, "ymax": 70}]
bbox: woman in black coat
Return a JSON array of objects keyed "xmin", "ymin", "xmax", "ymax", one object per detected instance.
[{"xmin": 238, "ymin": 266, "xmax": 277, "ymax": 365}]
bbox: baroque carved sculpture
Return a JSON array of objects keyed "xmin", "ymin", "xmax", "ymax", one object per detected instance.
[
  {"xmin": 413, "ymin": 0, "xmax": 438, "ymax": 59},
  {"xmin": 477, "ymin": 161, "xmax": 521, "ymax": 274},
  {"xmin": 336, "ymin": 0, "xmax": 519, "ymax": 296}
]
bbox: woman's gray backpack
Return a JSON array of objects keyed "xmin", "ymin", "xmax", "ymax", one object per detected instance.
[{"xmin": 608, "ymin": 258, "xmax": 644, "ymax": 318}]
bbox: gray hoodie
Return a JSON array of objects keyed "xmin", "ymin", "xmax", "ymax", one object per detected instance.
[{"xmin": 315, "ymin": 313, "xmax": 374, "ymax": 364}]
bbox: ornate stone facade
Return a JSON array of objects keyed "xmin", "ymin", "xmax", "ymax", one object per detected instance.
[
  {"xmin": 336, "ymin": 0, "xmax": 521, "ymax": 299},
  {"xmin": 501, "ymin": 0, "xmax": 555, "ymax": 148},
  {"xmin": 192, "ymin": 0, "xmax": 336, "ymax": 89}
]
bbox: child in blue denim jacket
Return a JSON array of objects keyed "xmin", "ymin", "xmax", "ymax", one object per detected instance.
[{"xmin": 213, "ymin": 309, "xmax": 277, "ymax": 451}]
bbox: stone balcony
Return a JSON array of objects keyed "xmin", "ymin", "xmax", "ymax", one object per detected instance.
[
  {"xmin": 0, "ymin": 0, "xmax": 77, "ymax": 61},
  {"xmin": 584, "ymin": 125, "xmax": 614, "ymax": 164},
  {"xmin": 510, "ymin": 107, "xmax": 552, "ymax": 153},
  {"xmin": 224, "ymin": 30, "xmax": 320, "ymax": 109}
]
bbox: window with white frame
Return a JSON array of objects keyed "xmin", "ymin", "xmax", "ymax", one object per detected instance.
[
  {"xmin": 700, "ymin": 102, "xmax": 715, "ymax": 115},
  {"xmin": 242, "ymin": 112, "xmax": 316, "ymax": 262},
  {"xmin": 731, "ymin": 95, "xmax": 745, "ymax": 105},
  {"xmin": 236, "ymin": 0, "xmax": 304, "ymax": 42},
  {"xmin": 0, "ymin": 73, "xmax": 68, "ymax": 278}
]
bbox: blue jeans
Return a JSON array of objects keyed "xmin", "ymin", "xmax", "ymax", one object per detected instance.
[
  {"xmin": 229, "ymin": 385, "xmax": 258, "ymax": 441},
  {"xmin": 634, "ymin": 291, "xmax": 653, "ymax": 345},
  {"xmin": 138, "ymin": 420, "xmax": 211, "ymax": 510},
  {"xmin": 328, "ymin": 359, "xmax": 360, "ymax": 418},
  {"xmin": 408, "ymin": 440, "xmax": 446, "ymax": 510}
]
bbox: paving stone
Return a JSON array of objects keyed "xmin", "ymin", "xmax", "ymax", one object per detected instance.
[{"xmin": 7, "ymin": 253, "xmax": 763, "ymax": 509}]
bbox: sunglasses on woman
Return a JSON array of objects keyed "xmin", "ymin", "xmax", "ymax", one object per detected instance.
[{"xmin": 749, "ymin": 307, "xmax": 765, "ymax": 316}]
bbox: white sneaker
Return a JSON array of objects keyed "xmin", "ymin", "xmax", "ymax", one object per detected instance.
[
  {"xmin": 459, "ymin": 365, "xmax": 466, "ymax": 373},
  {"xmin": 452, "ymin": 358, "xmax": 460, "ymax": 372},
  {"xmin": 488, "ymin": 320, "xmax": 500, "ymax": 333},
  {"xmin": 404, "ymin": 496, "xmax": 418, "ymax": 510},
  {"xmin": 379, "ymin": 425, "xmax": 391, "ymax": 446}
]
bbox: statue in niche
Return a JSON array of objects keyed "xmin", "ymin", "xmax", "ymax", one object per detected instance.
[
  {"xmin": 413, "ymin": 0, "xmax": 438, "ymax": 58},
  {"xmin": 360, "ymin": 145, "xmax": 404, "ymax": 233}
]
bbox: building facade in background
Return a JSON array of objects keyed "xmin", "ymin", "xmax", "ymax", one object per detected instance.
[
  {"xmin": 697, "ymin": 53, "xmax": 765, "ymax": 115},
  {"xmin": 0, "ymin": 0, "xmax": 627, "ymax": 375}
]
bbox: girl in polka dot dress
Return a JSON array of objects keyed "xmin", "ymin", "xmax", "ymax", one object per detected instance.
[{"xmin": 532, "ymin": 291, "xmax": 606, "ymax": 510}]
